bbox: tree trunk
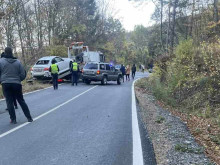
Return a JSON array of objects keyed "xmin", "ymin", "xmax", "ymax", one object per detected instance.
[
  {"xmin": 160, "ymin": 0, "xmax": 164, "ymax": 51},
  {"xmin": 166, "ymin": 0, "xmax": 171, "ymax": 54},
  {"xmin": 13, "ymin": 1, "xmax": 26, "ymax": 65},
  {"xmin": 21, "ymin": 0, "xmax": 34, "ymax": 60},
  {"xmin": 214, "ymin": 0, "xmax": 219, "ymax": 23},
  {"xmin": 170, "ymin": 0, "xmax": 178, "ymax": 53},
  {"xmin": 189, "ymin": 0, "xmax": 195, "ymax": 37}
]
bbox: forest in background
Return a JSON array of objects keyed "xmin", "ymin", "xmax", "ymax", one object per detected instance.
[
  {"xmin": 132, "ymin": 0, "xmax": 220, "ymax": 163},
  {"xmin": 0, "ymin": 0, "xmax": 150, "ymax": 69},
  {"xmin": 0, "ymin": 0, "xmax": 220, "ymax": 163},
  {"xmin": 0, "ymin": 0, "xmax": 219, "ymax": 115}
]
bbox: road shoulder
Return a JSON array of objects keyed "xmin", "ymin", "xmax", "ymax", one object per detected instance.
[{"xmin": 135, "ymin": 87, "xmax": 214, "ymax": 165}]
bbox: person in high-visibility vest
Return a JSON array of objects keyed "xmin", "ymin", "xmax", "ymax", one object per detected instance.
[
  {"xmin": 71, "ymin": 60, "xmax": 79, "ymax": 86},
  {"xmin": 49, "ymin": 59, "xmax": 60, "ymax": 90}
]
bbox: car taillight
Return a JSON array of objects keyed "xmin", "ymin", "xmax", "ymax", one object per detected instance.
[
  {"xmin": 30, "ymin": 67, "xmax": 33, "ymax": 71},
  {"xmin": 58, "ymin": 79, "xmax": 63, "ymax": 82},
  {"xmin": 44, "ymin": 68, "xmax": 49, "ymax": 71},
  {"xmin": 97, "ymin": 70, "xmax": 100, "ymax": 74}
]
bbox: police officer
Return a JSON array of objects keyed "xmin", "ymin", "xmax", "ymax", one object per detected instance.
[
  {"xmin": 71, "ymin": 60, "xmax": 79, "ymax": 86},
  {"xmin": 49, "ymin": 59, "xmax": 59, "ymax": 90}
]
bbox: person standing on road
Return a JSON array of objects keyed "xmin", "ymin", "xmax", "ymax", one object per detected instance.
[
  {"xmin": 1, "ymin": 52, "xmax": 18, "ymax": 110},
  {"xmin": 71, "ymin": 60, "xmax": 79, "ymax": 86},
  {"xmin": 132, "ymin": 64, "xmax": 136, "ymax": 79},
  {"xmin": 0, "ymin": 47, "xmax": 33, "ymax": 124},
  {"xmin": 120, "ymin": 64, "xmax": 126, "ymax": 82},
  {"xmin": 49, "ymin": 59, "xmax": 59, "ymax": 90},
  {"xmin": 125, "ymin": 65, "xmax": 130, "ymax": 81}
]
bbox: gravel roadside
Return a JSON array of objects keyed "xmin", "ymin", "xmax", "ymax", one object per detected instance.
[{"xmin": 135, "ymin": 87, "xmax": 215, "ymax": 165}]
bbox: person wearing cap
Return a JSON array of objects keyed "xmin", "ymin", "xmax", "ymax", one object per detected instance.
[{"xmin": 0, "ymin": 47, "xmax": 33, "ymax": 124}]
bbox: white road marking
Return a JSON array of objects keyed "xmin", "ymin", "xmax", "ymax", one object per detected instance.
[
  {"xmin": 132, "ymin": 78, "xmax": 144, "ymax": 165},
  {"xmin": 0, "ymin": 85, "xmax": 98, "ymax": 139}
]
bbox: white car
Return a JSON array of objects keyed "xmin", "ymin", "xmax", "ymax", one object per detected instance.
[{"xmin": 31, "ymin": 56, "xmax": 72, "ymax": 79}]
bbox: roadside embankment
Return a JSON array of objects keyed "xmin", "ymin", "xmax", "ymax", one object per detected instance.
[{"xmin": 135, "ymin": 78, "xmax": 219, "ymax": 165}]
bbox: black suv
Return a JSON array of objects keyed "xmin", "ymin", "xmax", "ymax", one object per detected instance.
[{"xmin": 82, "ymin": 62, "xmax": 122, "ymax": 85}]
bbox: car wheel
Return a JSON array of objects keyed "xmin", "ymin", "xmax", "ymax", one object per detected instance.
[
  {"xmin": 85, "ymin": 79, "xmax": 91, "ymax": 85},
  {"xmin": 101, "ymin": 76, "xmax": 107, "ymax": 85},
  {"xmin": 117, "ymin": 76, "xmax": 122, "ymax": 85}
]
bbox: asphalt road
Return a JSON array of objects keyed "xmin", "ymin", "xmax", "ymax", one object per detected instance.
[{"xmin": 0, "ymin": 72, "xmax": 156, "ymax": 165}]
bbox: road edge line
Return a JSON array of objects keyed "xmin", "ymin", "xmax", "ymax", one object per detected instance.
[
  {"xmin": 132, "ymin": 78, "xmax": 144, "ymax": 165},
  {"xmin": 0, "ymin": 85, "xmax": 98, "ymax": 139}
]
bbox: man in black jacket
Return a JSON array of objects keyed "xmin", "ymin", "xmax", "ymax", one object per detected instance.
[
  {"xmin": 0, "ymin": 47, "xmax": 33, "ymax": 124},
  {"xmin": 1, "ymin": 52, "xmax": 18, "ymax": 110},
  {"xmin": 120, "ymin": 64, "xmax": 126, "ymax": 82},
  {"xmin": 132, "ymin": 64, "xmax": 136, "ymax": 79}
]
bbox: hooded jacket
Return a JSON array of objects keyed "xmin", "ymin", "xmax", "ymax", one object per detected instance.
[{"xmin": 0, "ymin": 58, "xmax": 26, "ymax": 84}]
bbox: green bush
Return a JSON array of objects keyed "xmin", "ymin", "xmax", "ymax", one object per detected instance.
[{"xmin": 148, "ymin": 38, "xmax": 220, "ymax": 122}]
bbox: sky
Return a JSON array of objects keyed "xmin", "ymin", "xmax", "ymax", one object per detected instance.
[{"xmin": 109, "ymin": 0, "xmax": 156, "ymax": 31}]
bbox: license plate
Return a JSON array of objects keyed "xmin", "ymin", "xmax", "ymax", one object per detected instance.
[
  {"xmin": 34, "ymin": 68, "xmax": 43, "ymax": 72},
  {"xmin": 86, "ymin": 71, "xmax": 94, "ymax": 74}
]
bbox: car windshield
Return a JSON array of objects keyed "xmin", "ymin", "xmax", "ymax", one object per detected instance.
[
  {"xmin": 84, "ymin": 63, "xmax": 98, "ymax": 69},
  {"xmin": 115, "ymin": 65, "xmax": 121, "ymax": 69},
  {"xmin": 36, "ymin": 60, "xmax": 49, "ymax": 65}
]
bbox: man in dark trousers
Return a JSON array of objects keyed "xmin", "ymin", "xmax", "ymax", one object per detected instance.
[
  {"xmin": 71, "ymin": 60, "xmax": 79, "ymax": 86},
  {"xmin": 1, "ymin": 52, "xmax": 18, "ymax": 110},
  {"xmin": 132, "ymin": 64, "xmax": 136, "ymax": 79},
  {"xmin": 49, "ymin": 59, "xmax": 59, "ymax": 90},
  {"xmin": 120, "ymin": 64, "xmax": 126, "ymax": 82},
  {"xmin": 0, "ymin": 47, "xmax": 33, "ymax": 124}
]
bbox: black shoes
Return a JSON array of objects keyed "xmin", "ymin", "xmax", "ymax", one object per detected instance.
[
  {"xmin": 9, "ymin": 118, "xmax": 33, "ymax": 124},
  {"xmin": 27, "ymin": 118, "xmax": 33, "ymax": 122},
  {"xmin": 10, "ymin": 120, "xmax": 17, "ymax": 124}
]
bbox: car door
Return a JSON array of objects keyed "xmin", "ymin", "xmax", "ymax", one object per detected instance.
[
  {"xmin": 99, "ymin": 64, "xmax": 105, "ymax": 76},
  {"xmin": 54, "ymin": 57, "xmax": 65, "ymax": 73},
  {"xmin": 110, "ymin": 66, "xmax": 117, "ymax": 80},
  {"xmin": 105, "ymin": 64, "xmax": 112, "ymax": 80}
]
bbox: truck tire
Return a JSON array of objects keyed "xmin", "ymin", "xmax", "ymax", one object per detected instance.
[
  {"xmin": 85, "ymin": 79, "xmax": 91, "ymax": 85},
  {"xmin": 101, "ymin": 76, "xmax": 107, "ymax": 85},
  {"xmin": 117, "ymin": 76, "xmax": 122, "ymax": 85}
]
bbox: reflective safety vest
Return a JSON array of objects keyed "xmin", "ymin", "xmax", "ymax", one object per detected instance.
[
  {"xmin": 51, "ymin": 64, "xmax": 58, "ymax": 74},
  {"xmin": 72, "ymin": 62, "xmax": 78, "ymax": 71}
]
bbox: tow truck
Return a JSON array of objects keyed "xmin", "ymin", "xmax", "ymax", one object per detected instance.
[{"xmin": 68, "ymin": 42, "xmax": 105, "ymax": 72}]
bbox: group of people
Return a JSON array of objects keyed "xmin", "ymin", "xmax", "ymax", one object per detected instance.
[
  {"xmin": 0, "ymin": 47, "xmax": 33, "ymax": 124},
  {"xmin": 120, "ymin": 64, "xmax": 136, "ymax": 82},
  {"xmin": 49, "ymin": 60, "xmax": 79, "ymax": 90}
]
